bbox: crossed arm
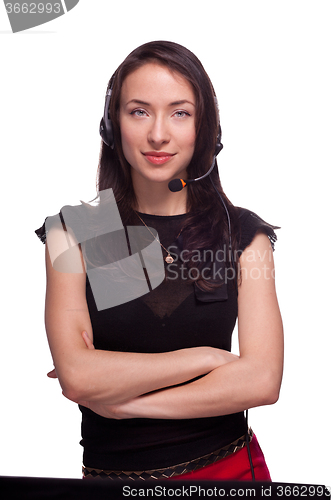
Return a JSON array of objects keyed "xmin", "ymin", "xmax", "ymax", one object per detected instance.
[{"xmin": 45, "ymin": 230, "xmax": 283, "ymax": 420}]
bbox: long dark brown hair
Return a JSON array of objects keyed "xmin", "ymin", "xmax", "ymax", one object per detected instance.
[{"xmin": 97, "ymin": 41, "xmax": 240, "ymax": 290}]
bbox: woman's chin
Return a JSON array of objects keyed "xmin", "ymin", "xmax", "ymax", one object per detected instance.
[{"xmin": 132, "ymin": 170, "xmax": 186, "ymax": 190}]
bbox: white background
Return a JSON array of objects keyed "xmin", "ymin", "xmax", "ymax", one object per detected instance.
[{"xmin": 0, "ymin": 0, "xmax": 332, "ymax": 489}]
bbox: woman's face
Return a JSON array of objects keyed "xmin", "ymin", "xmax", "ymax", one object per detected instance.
[{"xmin": 119, "ymin": 63, "xmax": 196, "ymax": 187}]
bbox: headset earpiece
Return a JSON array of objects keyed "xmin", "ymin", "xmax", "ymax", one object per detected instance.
[
  {"xmin": 215, "ymin": 124, "xmax": 223, "ymax": 156},
  {"xmin": 213, "ymin": 94, "xmax": 223, "ymax": 156},
  {"xmin": 100, "ymin": 88, "xmax": 114, "ymax": 148}
]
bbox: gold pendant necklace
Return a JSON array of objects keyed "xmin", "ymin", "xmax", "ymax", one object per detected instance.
[{"xmin": 135, "ymin": 212, "xmax": 182, "ymax": 264}]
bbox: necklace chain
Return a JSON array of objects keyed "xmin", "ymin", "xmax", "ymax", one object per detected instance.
[{"xmin": 134, "ymin": 212, "xmax": 183, "ymax": 264}]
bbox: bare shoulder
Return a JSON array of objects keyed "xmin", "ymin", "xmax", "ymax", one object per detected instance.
[
  {"xmin": 238, "ymin": 232, "xmax": 276, "ymax": 290},
  {"xmin": 45, "ymin": 223, "xmax": 85, "ymax": 275},
  {"xmin": 239, "ymin": 231, "xmax": 274, "ymax": 265}
]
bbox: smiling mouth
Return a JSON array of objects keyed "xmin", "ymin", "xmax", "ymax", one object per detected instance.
[{"xmin": 142, "ymin": 152, "xmax": 175, "ymax": 165}]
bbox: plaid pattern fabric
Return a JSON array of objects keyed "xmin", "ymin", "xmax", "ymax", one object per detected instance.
[{"xmin": 82, "ymin": 428, "xmax": 253, "ymax": 480}]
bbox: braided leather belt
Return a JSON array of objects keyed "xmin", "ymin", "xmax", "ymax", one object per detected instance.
[{"xmin": 82, "ymin": 428, "xmax": 253, "ymax": 480}]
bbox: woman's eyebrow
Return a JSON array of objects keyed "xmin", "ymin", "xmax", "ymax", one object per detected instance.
[
  {"xmin": 169, "ymin": 100, "xmax": 195, "ymax": 107},
  {"xmin": 126, "ymin": 99, "xmax": 150, "ymax": 106},
  {"xmin": 125, "ymin": 99, "xmax": 195, "ymax": 107}
]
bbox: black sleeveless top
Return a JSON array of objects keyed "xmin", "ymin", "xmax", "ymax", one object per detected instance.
[{"xmin": 36, "ymin": 206, "xmax": 278, "ymax": 470}]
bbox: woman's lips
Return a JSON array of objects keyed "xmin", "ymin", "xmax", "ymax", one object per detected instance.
[{"xmin": 143, "ymin": 152, "xmax": 175, "ymax": 165}]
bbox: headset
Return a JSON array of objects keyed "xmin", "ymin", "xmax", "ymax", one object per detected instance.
[
  {"xmin": 99, "ymin": 84, "xmax": 256, "ymax": 481},
  {"xmin": 100, "ymin": 87, "xmax": 114, "ymax": 149}
]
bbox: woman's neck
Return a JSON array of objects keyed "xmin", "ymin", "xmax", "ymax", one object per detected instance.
[{"xmin": 133, "ymin": 180, "xmax": 188, "ymax": 216}]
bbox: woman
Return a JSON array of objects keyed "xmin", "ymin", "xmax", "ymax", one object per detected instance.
[{"xmin": 36, "ymin": 40, "xmax": 283, "ymax": 481}]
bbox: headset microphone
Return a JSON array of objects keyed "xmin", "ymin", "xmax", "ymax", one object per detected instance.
[{"xmin": 168, "ymin": 133, "xmax": 223, "ymax": 193}]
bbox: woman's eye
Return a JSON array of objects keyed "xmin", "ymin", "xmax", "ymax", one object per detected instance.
[
  {"xmin": 130, "ymin": 109, "xmax": 147, "ymax": 117},
  {"xmin": 173, "ymin": 110, "xmax": 191, "ymax": 118}
]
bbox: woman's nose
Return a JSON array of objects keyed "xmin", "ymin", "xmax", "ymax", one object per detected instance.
[{"xmin": 148, "ymin": 118, "xmax": 170, "ymax": 148}]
